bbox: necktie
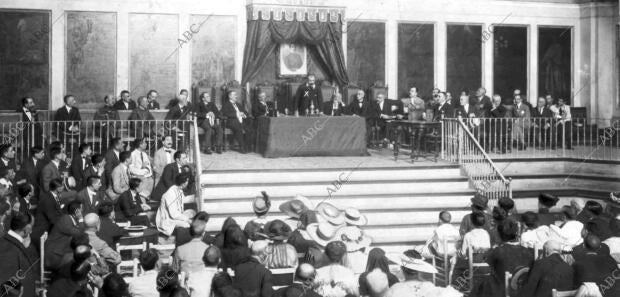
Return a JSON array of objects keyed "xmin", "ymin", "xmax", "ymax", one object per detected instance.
[{"xmin": 82, "ymin": 157, "xmax": 86, "ymax": 170}]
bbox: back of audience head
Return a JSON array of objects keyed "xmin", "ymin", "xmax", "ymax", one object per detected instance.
[
  {"xmin": 498, "ymin": 197, "xmax": 515, "ymax": 212},
  {"xmin": 84, "ymin": 213, "xmax": 100, "ymax": 231},
  {"xmin": 102, "ymin": 273, "xmax": 130, "ymax": 297},
  {"xmin": 65, "ymin": 199, "xmax": 83, "ymax": 219},
  {"xmin": 10, "ymin": 212, "xmax": 33, "ymax": 236},
  {"xmin": 471, "ymin": 211, "xmax": 486, "ymax": 228},
  {"xmin": 49, "ymin": 146, "xmax": 63, "ymax": 161},
  {"xmin": 492, "ymin": 206, "xmax": 507, "ymax": 221},
  {"xmin": 439, "ymin": 210, "xmax": 451, "ymax": 224},
  {"xmin": 49, "ymin": 178, "xmax": 64, "ymax": 193},
  {"xmin": 91, "ymin": 153, "xmax": 105, "ymax": 166},
  {"xmin": 585, "ymin": 200, "xmax": 603, "ymax": 216},
  {"xmin": 97, "ymin": 201, "xmax": 115, "ymax": 219},
  {"xmin": 543, "ymin": 240, "xmax": 562, "ymax": 257},
  {"xmin": 119, "ymin": 151, "xmax": 132, "ymax": 164},
  {"xmin": 522, "ymin": 211, "xmax": 539, "ymax": 229},
  {"xmin": 584, "ymin": 234, "xmax": 601, "ymax": 251},
  {"xmin": 203, "ymin": 246, "xmax": 221, "ymax": 267},
  {"xmin": 175, "ymin": 173, "xmax": 190, "ymax": 187},
  {"xmin": 366, "ymin": 268, "xmax": 389, "ymax": 297},
  {"xmin": 17, "ymin": 183, "xmax": 32, "ymax": 199},
  {"xmin": 562, "ymin": 205, "xmax": 578, "ymax": 221},
  {"xmin": 193, "ymin": 211, "xmax": 210, "ymax": 223},
  {"xmin": 295, "ymin": 263, "xmax": 316, "ymax": 284},
  {"xmin": 139, "ymin": 248, "xmax": 159, "ymax": 271},
  {"xmin": 129, "ymin": 177, "xmax": 141, "ymax": 191},
  {"xmin": 73, "ymin": 245, "xmax": 91, "ymax": 264},
  {"xmin": 31, "ymin": 145, "xmax": 43, "ymax": 159},
  {"xmin": 223, "ymin": 225, "xmax": 248, "ymax": 249},
  {"xmin": 325, "ymin": 241, "xmax": 347, "ymax": 264},
  {"xmin": 366, "ymin": 248, "xmax": 390, "ymax": 275},
  {"xmin": 498, "ymin": 219, "xmax": 519, "ymax": 242},
  {"xmin": 250, "ymin": 240, "xmax": 269, "ymax": 262},
  {"xmin": 189, "ymin": 219, "xmax": 206, "ymax": 238}
]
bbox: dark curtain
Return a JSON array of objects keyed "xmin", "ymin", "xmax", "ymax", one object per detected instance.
[{"xmin": 241, "ymin": 19, "xmax": 349, "ymax": 86}]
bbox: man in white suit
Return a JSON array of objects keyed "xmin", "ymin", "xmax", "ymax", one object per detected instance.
[
  {"xmin": 156, "ymin": 173, "xmax": 191, "ymax": 237},
  {"xmin": 107, "ymin": 151, "xmax": 132, "ymax": 201},
  {"xmin": 153, "ymin": 135, "xmax": 176, "ymax": 186},
  {"xmin": 130, "ymin": 138, "xmax": 154, "ymax": 198}
]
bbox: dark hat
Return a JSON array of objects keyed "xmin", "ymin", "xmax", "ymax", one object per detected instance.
[
  {"xmin": 498, "ymin": 197, "xmax": 515, "ymax": 210},
  {"xmin": 264, "ymin": 219, "xmax": 292, "ymax": 241},
  {"xmin": 470, "ymin": 193, "xmax": 489, "ymax": 209},
  {"xmin": 252, "ymin": 191, "xmax": 271, "ymax": 215},
  {"xmin": 324, "ymin": 241, "xmax": 347, "ymax": 261},
  {"xmin": 299, "ymin": 210, "xmax": 318, "ymax": 227},
  {"xmin": 538, "ymin": 193, "xmax": 559, "ymax": 208},
  {"xmin": 279, "ymin": 195, "xmax": 313, "ymax": 219}
]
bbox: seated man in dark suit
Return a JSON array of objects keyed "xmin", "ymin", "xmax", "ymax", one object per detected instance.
[
  {"xmin": 152, "ymin": 151, "xmax": 188, "ymax": 202},
  {"xmin": 531, "ymin": 96, "xmax": 554, "ymax": 150},
  {"xmin": 32, "ymin": 178, "xmax": 65, "ymax": 247},
  {"xmin": 53, "ymin": 95, "xmax": 82, "ymax": 143},
  {"xmin": 71, "ymin": 143, "xmax": 93, "ymax": 191},
  {"xmin": 84, "ymin": 154, "xmax": 107, "ymax": 191},
  {"xmin": 16, "ymin": 146, "xmax": 45, "ymax": 199},
  {"xmin": 97, "ymin": 201, "xmax": 126, "ymax": 247},
  {"xmin": 573, "ymin": 234, "xmax": 620, "ymax": 297},
  {"xmin": 16, "ymin": 184, "xmax": 35, "ymax": 216},
  {"xmin": 104, "ymin": 138, "xmax": 124, "ymax": 185},
  {"xmin": 252, "ymin": 91, "xmax": 275, "ymax": 118},
  {"xmin": 165, "ymin": 93, "xmax": 192, "ymax": 149},
  {"xmin": 372, "ymin": 93, "xmax": 401, "ymax": 147},
  {"xmin": 221, "ymin": 91, "xmax": 252, "ymax": 154},
  {"xmin": 128, "ymin": 96, "xmax": 157, "ymax": 140},
  {"xmin": 520, "ymin": 240, "xmax": 574, "ymax": 297},
  {"xmin": 195, "ymin": 92, "xmax": 223, "ymax": 154},
  {"xmin": 44, "ymin": 200, "xmax": 84, "ymax": 271},
  {"xmin": 114, "ymin": 90, "xmax": 136, "ymax": 110},
  {"xmin": 146, "ymin": 89, "xmax": 160, "ymax": 110},
  {"xmin": 433, "ymin": 92, "xmax": 453, "ymax": 121},
  {"xmin": 76, "ymin": 176, "xmax": 107, "ymax": 215},
  {"xmin": 321, "ymin": 93, "xmax": 345, "ymax": 116},
  {"xmin": 115, "ymin": 177, "xmax": 150, "ymax": 226}
]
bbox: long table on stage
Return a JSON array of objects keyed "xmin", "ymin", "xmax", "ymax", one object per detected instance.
[{"xmin": 256, "ymin": 116, "xmax": 368, "ymax": 158}]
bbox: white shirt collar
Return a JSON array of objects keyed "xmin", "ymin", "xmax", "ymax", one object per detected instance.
[
  {"xmin": 8, "ymin": 230, "xmax": 24, "ymax": 244},
  {"xmin": 87, "ymin": 187, "xmax": 96, "ymax": 196},
  {"xmin": 65, "ymin": 105, "xmax": 72, "ymax": 112}
]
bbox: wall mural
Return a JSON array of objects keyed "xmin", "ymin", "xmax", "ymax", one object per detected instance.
[
  {"xmin": 447, "ymin": 24, "xmax": 482, "ymax": 99},
  {"xmin": 129, "ymin": 13, "xmax": 178, "ymax": 103},
  {"xmin": 538, "ymin": 27, "xmax": 571, "ymax": 103},
  {"xmin": 0, "ymin": 10, "xmax": 49, "ymax": 110},
  {"xmin": 493, "ymin": 26, "xmax": 527, "ymax": 104},
  {"xmin": 398, "ymin": 23, "xmax": 434, "ymax": 100},
  {"xmin": 346, "ymin": 21, "xmax": 385, "ymax": 90},
  {"xmin": 66, "ymin": 11, "xmax": 116, "ymax": 109},
  {"xmin": 191, "ymin": 15, "xmax": 236, "ymax": 88}
]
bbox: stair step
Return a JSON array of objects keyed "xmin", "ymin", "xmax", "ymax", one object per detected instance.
[
  {"xmin": 201, "ymin": 168, "xmax": 463, "ymax": 185},
  {"xmin": 202, "ymin": 181, "xmax": 472, "ymax": 200}
]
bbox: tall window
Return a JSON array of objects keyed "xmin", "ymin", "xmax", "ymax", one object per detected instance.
[
  {"xmin": 447, "ymin": 24, "xmax": 482, "ymax": 99},
  {"xmin": 398, "ymin": 23, "xmax": 434, "ymax": 99},
  {"xmin": 538, "ymin": 27, "xmax": 572, "ymax": 103},
  {"xmin": 493, "ymin": 26, "xmax": 528, "ymax": 103},
  {"xmin": 347, "ymin": 22, "xmax": 385, "ymax": 90}
]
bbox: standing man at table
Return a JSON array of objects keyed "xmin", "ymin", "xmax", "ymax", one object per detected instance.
[
  {"xmin": 295, "ymin": 74, "xmax": 323, "ymax": 116},
  {"xmin": 222, "ymin": 91, "xmax": 252, "ymax": 154}
]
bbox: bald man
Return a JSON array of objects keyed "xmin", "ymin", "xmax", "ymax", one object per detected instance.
[
  {"xmin": 573, "ymin": 235, "xmax": 620, "ymax": 296},
  {"xmin": 173, "ymin": 220, "xmax": 209, "ymax": 274},
  {"xmin": 84, "ymin": 213, "xmax": 121, "ymax": 265},
  {"xmin": 187, "ymin": 246, "xmax": 221, "ymax": 297},
  {"xmin": 273, "ymin": 263, "xmax": 321, "ymax": 297},
  {"xmin": 521, "ymin": 240, "xmax": 574, "ymax": 297}
]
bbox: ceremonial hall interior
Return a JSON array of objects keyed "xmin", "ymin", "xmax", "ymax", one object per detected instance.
[{"xmin": 0, "ymin": 0, "xmax": 619, "ymax": 296}]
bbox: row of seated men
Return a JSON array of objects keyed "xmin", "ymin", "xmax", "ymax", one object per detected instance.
[{"xmin": 0, "ymin": 136, "xmax": 195, "ymax": 248}]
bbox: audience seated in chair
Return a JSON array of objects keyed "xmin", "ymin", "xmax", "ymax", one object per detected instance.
[
  {"xmin": 84, "ymin": 213, "xmax": 121, "ymax": 266},
  {"xmin": 128, "ymin": 248, "xmax": 160, "ymax": 297},
  {"xmin": 107, "ymin": 151, "xmax": 131, "ymax": 201},
  {"xmin": 173, "ymin": 219, "xmax": 210, "ymax": 274},
  {"xmin": 0, "ymin": 212, "xmax": 37, "ymax": 297},
  {"xmin": 129, "ymin": 138, "xmax": 154, "ymax": 198},
  {"xmin": 415, "ymin": 210, "xmax": 459, "ymax": 259},
  {"xmin": 263, "ymin": 219, "xmax": 298, "ymax": 269},
  {"xmin": 156, "ymin": 173, "xmax": 192, "ymax": 237},
  {"xmin": 96, "ymin": 202, "xmax": 125, "ymax": 248},
  {"xmin": 76, "ymin": 176, "xmax": 107, "ymax": 215},
  {"xmin": 521, "ymin": 240, "xmax": 575, "ymax": 297},
  {"xmin": 314, "ymin": 241, "xmax": 358, "ymax": 297},
  {"xmin": 104, "ymin": 137, "xmax": 124, "ymax": 186},
  {"xmin": 44, "ymin": 200, "xmax": 84, "ymax": 271},
  {"xmin": 187, "ymin": 246, "xmax": 221, "ymax": 297},
  {"xmin": 115, "ymin": 177, "xmax": 150, "ymax": 226},
  {"xmin": 274, "ymin": 263, "xmax": 322, "ymax": 297},
  {"xmin": 152, "ymin": 151, "xmax": 189, "ymax": 202},
  {"xmin": 573, "ymin": 234, "xmax": 620, "ymax": 297}
]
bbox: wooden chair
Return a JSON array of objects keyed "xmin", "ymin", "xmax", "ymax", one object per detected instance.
[
  {"xmin": 116, "ymin": 242, "xmax": 146, "ymax": 275},
  {"xmin": 40, "ymin": 232, "xmax": 51, "ymax": 289},
  {"xmin": 505, "ymin": 271, "xmax": 512, "ymax": 297},
  {"xmin": 551, "ymin": 289, "xmax": 578, "ymax": 297},
  {"xmin": 467, "ymin": 248, "xmax": 490, "ymax": 294},
  {"xmin": 270, "ymin": 267, "xmax": 296, "ymax": 290},
  {"xmin": 431, "ymin": 238, "xmax": 457, "ymax": 287}
]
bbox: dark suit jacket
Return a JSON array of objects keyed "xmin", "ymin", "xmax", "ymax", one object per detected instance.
[
  {"xmin": 53, "ymin": 106, "xmax": 81, "ymax": 122},
  {"xmin": 83, "ymin": 165, "xmax": 107, "ymax": 190},
  {"xmin": 273, "ymin": 283, "xmax": 322, "ymax": 297},
  {"xmin": 70, "ymin": 156, "xmax": 91, "ymax": 190},
  {"xmin": 0, "ymin": 159, "xmax": 17, "ymax": 173},
  {"xmin": 165, "ymin": 104, "xmax": 190, "ymax": 121},
  {"xmin": 44, "ymin": 215, "xmax": 82, "ymax": 269},
  {"xmin": 98, "ymin": 216, "xmax": 126, "ymax": 247},
  {"xmin": 40, "ymin": 161, "xmax": 61, "ymax": 192},
  {"xmin": 434, "ymin": 103, "xmax": 453, "ymax": 120},
  {"xmin": 232, "ymin": 257, "xmax": 273, "ymax": 297},
  {"xmin": 113, "ymin": 100, "xmax": 136, "ymax": 111},
  {"xmin": 321, "ymin": 101, "xmax": 345, "ymax": 116},
  {"xmin": 115, "ymin": 190, "xmax": 144, "ymax": 222},
  {"xmin": 17, "ymin": 157, "xmax": 44, "ymax": 196},
  {"xmin": 0, "ymin": 234, "xmax": 38, "ymax": 297},
  {"xmin": 252, "ymin": 101, "xmax": 274, "ymax": 118},
  {"xmin": 346, "ymin": 100, "xmax": 373, "ymax": 117},
  {"xmin": 147, "ymin": 100, "xmax": 160, "ymax": 110},
  {"xmin": 152, "ymin": 162, "xmax": 183, "ymax": 202},
  {"xmin": 295, "ymin": 83, "xmax": 322, "ymax": 115},
  {"xmin": 454, "ymin": 104, "xmax": 479, "ymax": 118},
  {"xmin": 104, "ymin": 149, "xmax": 120, "ymax": 184},
  {"xmin": 489, "ymin": 105, "xmax": 507, "ymax": 118},
  {"xmin": 32, "ymin": 191, "xmax": 63, "ymax": 240},
  {"xmin": 470, "ymin": 95, "xmax": 492, "ymax": 112},
  {"xmin": 573, "ymin": 252, "xmax": 620, "ymax": 296},
  {"xmin": 520, "ymin": 254, "xmax": 574, "ymax": 297},
  {"xmin": 18, "ymin": 196, "xmax": 33, "ymax": 216},
  {"xmin": 531, "ymin": 106, "xmax": 553, "ymax": 127},
  {"xmin": 195, "ymin": 101, "xmax": 222, "ymax": 125},
  {"xmin": 76, "ymin": 188, "xmax": 107, "ymax": 214},
  {"xmin": 221, "ymin": 100, "xmax": 248, "ymax": 129}
]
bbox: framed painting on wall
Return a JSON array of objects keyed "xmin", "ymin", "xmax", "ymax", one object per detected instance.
[{"xmin": 277, "ymin": 43, "xmax": 307, "ymax": 77}]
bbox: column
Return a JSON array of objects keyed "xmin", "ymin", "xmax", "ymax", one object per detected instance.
[
  {"xmin": 50, "ymin": 9, "xmax": 65, "ymax": 109},
  {"xmin": 117, "ymin": 9, "xmax": 129, "ymax": 95},
  {"xmin": 386, "ymin": 20, "xmax": 398, "ymax": 99},
  {"xmin": 528, "ymin": 25, "xmax": 538, "ymax": 106},
  {"xmin": 178, "ymin": 14, "xmax": 190, "ymax": 91},
  {"xmin": 435, "ymin": 22, "xmax": 447, "ymax": 91},
  {"xmin": 482, "ymin": 22, "xmax": 494, "ymax": 96}
]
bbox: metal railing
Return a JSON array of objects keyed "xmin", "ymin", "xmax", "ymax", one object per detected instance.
[
  {"xmin": 0, "ymin": 118, "xmax": 202, "ymax": 206},
  {"xmin": 446, "ymin": 117, "xmax": 620, "ymax": 161},
  {"xmin": 443, "ymin": 118, "xmax": 512, "ymax": 201}
]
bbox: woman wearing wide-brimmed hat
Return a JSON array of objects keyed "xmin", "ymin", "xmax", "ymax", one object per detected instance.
[
  {"xmin": 316, "ymin": 202, "xmax": 345, "ymax": 226},
  {"xmin": 336, "ymin": 226, "xmax": 372, "ymax": 274},
  {"xmin": 244, "ymin": 191, "xmax": 271, "ymax": 241},
  {"xmin": 279, "ymin": 194, "xmax": 315, "ymax": 219},
  {"xmin": 262, "ymin": 219, "xmax": 298, "ymax": 269},
  {"xmin": 343, "ymin": 207, "xmax": 368, "ymax": 226},
  {"xmin": 288, "ymin": 210, "xmax": 320, "ymax": 260}
]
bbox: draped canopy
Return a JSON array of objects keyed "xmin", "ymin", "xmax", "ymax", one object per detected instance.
[{"xmin": 241, "ymin": 6, "xmax": 349, "ymax": 87}]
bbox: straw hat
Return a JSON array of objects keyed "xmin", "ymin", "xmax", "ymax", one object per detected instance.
[
  {"xmin": 393, "ymin": 250, "xmax": 438, "ymax": 274},
  {"xmin": 306, "ymin": 222, "xmax": 338, "ymax": 247},
  {"xmin": 279, "ymin": 195, "xmax": 314, "ymax": 219},
  {"xmin": 344, "ymin": 208, "xmax": 367, "ymax": 226},
  {"xmin": 335, "ymin": 226, "xmax": 371, "ymax": 252},
  {"xmin": 316, "ymin": 202, "xmax": 345, "ymax": 226},
  {"xmin": 263, "ymin": 219, "xmax": 292, "ymax": 241}
]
